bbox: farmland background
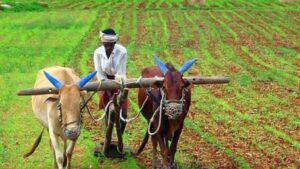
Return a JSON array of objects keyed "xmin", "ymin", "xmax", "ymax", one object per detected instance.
[{"xmin": 0, "ymin": 0, "xmax": 300, "ymax": 168}]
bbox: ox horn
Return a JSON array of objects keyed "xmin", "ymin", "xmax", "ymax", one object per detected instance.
[
  {"xmin": 154, "ymin": 55, "xmax": 168, "ymax": 74},
  {"xmin": 179, "ymin": 58, "xmax": 197, "ymax": 74},
  {"xmin": 77, "ymin": 71, "xmax": 97, "ymax": 88},
  {"xmin": 43, "ymin": 71, "xmax": 63, "ymax": 89}
]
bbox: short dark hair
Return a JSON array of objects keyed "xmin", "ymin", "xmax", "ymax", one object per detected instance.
[{"xmin": 102, "ymin": 28, "xmax": 116, "ymax": 35}]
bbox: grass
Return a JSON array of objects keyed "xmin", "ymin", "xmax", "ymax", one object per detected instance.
[
  {"xmin": 263, "ymin": 125, "xmax": 300, "ymax": 151},
  {"xmin": 0, "ymin": 10, "xmax": 99, "ymax": 168},
  {"xmin": 1, "ymin": 0, "xmax": 300, "ymax": 168}
]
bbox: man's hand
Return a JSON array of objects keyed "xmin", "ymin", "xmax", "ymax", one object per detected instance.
[{"xmin": 115, "ymin": 75, "xmax": 125, "ymax": 83}]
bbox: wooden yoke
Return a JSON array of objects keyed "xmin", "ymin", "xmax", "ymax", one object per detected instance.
[{"xmin": 17, "ymin": 76, "xmax": 230, "ymax": 96}]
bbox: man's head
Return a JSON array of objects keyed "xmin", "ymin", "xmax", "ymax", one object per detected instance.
[{"xmin": 100, "ymin": 28, "xmax": 118, "ymax": 55}]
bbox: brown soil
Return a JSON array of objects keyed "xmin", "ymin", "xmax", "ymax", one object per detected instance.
[
  {"xmin": 137, "ymin": 12, "xmax": 147, "ymax": 45},
  {"xmin": 183, "ymin": 0, "xmax": 191, "ymax": 7},
  {"xmin": 119, "ymin": 12, "xmax": 133, "ymax": 45},
  {"xmin": 151, "ymin": 1, "xmax": 157, "ymax": 9},
  {"xmin": 292, "ymin": 98, "xmax": 300, "ymax": 106},
  {"xmin": 165, "ymin": 12, "xmax": 183, "ymax": 58},
  {"xmin": 180, "ymin": 127, "xmax": 237, "ymax": 168},
  {"xmin": 186, "ymin": 39, "xmax": 198, "ymax": 48},
  {"xmin": 82, "ymin": 8, "xmax": 300, "ymax": 169},
  {"xmin": 160, "ymin": 2, "xmax": 169, "ymax": 9},
  {"xmin": 181, "ymin": 11, "xmax": 300, "ymax": 167},
  {"xmin": 131, "ymin": 121, "xmax": 238, "ymax": 168},
  {"xmin": 172, "ymin": 2, "xmax": 179, "ymax": 8},
  {"xmin": 137, "ymin": 1, "xmax": 146, "ymax": 9},
  {"xmin": 167, "ymin": 14, "xmax": 180, "ymax": 45}
]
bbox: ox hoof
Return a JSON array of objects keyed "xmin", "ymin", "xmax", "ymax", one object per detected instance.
[
  {"xmin": 153, "ymin": 160, "xmax": 163, "ymax": 169},
  {"xmin": 94, "ymin": 142, "xmax": 125, "ymax": 158},
  {"xmin": 170, "ymin": 162, "xmax": 179, "ymax": 169},
  {"xmin": 104, "ymin": 143, "xmax": 125, "ymax": 158},
  {"xmin": 93, "ymin": 143, "xmax": 104, "ymax": 157}
]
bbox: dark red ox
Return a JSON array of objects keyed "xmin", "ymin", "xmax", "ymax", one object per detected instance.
[{"xmin": 135, "ymin": 56, "xmax": 196, "ymax": 168}]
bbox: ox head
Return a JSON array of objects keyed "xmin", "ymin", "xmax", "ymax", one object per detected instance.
[
  {"xmin": 44, "ymin": 71, "xmax": 97, "ymax": 140},
  {"xmin": 155, "ymin": 56, "xmax": 196, "ymax": 119}
]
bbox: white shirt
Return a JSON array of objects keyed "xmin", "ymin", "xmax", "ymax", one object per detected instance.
[{"xmin": 93, "ymin": 44, "xmax": 127, "ymax": 81}]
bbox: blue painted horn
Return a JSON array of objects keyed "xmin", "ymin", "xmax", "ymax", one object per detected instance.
[
  {"xmin": 154, "ymin": 55, "xmax": 168, "ymax": 74},
  {"xmin": 77, "ymin": 71, "xmax": 97, "ymax": 88},
  {"xmin": 44, "ymin": 71, "xmax": 97, "ymax": 89},
  {"xmin": 43, "ymin": 71, "xmax": 63, "ymax": 89},
  {"xmin": 179, "ymin": 58, "xmax": 197, "ymax": 74}
]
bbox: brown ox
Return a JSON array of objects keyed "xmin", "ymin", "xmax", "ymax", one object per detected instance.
[
  {"xmin": 26, "ymin": 66, "xmax": 96, "ymax": 169},
  {"xmin": 135, "ymin": 56, "xmax": 196, "ymax": 168}
]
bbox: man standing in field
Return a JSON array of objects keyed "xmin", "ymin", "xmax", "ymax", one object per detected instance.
[{"xmin": 93, "ymin": 28, "xmax": 128, "ymax": 133}]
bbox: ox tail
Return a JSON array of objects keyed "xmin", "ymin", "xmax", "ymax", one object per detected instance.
[
  {"xmin": 23, "ymin": 128, "xmax": 45, "ymax": 158},
  {"xmin": 134, "ymin": 130, "xmax": 149, "ymax": 156}
]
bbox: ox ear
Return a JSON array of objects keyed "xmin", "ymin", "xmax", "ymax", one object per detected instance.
[
  {"xmin": 44, "ymin": 96, "xmax": 59, "ymax": 104},
  {"xmin": 184, "ymin": 79, "xmax": 193, "ymax": 90},
  {"xmin": 179, "ymin": 58, "xmax": 197, "ymax": 75},
  {"xmin": 43, "ymin": 71, "xmax": 63, "ymax": 89},
  {"xmin": 154, "ymin": 55, "xmax": 168, "ymax": 75},
  {"xmin": 77, "ymin": 71, "xmax": 97, "ymax": 88}
]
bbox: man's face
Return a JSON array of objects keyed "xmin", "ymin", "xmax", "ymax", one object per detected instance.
[{"xmin": 103, "ymin": 42, "xmax": 116, "ymax": 54}]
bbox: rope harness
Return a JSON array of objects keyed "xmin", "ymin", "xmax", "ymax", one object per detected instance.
[
  {"xmin": 80, "ymin": 80, "xmax": 106, "ymax": 122},
  {"xmin": 164, "ymin": 88, "xmax": 187, "ymax": 120},
  {"xmin": 55, "ymin": 77, "xmax": 187, "ymax": 137},
  {"xmin": 57, "ymin": 81, "xmax": 103, "ymax": 128},
  {"xmin": 57, "ymin": 101, "xmax": 83, "ymax": 129},
  {"xmin": 147, "ymin": 89, "xmax": 165, "ymax": 136},
  {"xmin": 147, "ymin": 87, "xmax": 188, "ymax": 135}
]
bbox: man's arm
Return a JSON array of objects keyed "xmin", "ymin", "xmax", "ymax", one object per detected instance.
[
  {"xmin": 116, "ymin": 51, "xmax": 127, "ymax": 79},
  {"xmin": 93, "ymin": 51, "xmax": 107, "ymax": 81}
]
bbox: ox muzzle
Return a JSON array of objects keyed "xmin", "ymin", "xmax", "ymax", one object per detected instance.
[
  {"xmin": 57, "ymin": 103, "xmax": 83, "ymax": 140},
  {"xmin": 63, "ymin": 126, "xmax": 81, "ymax": 140},
  {"xmin": 162, "ymin": 88, "xmax": 187, "ymax": 120},
  {"xmin": 164, "ymin": 100, "xmax": 185, "ymax": 120}
]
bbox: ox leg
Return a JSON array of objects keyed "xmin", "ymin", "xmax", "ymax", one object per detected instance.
[
  {"xmin": 157, "ymin": 134, "xmax": 171, "ymax": 168},
  {"xmin": 165, "ymin": 138, "xmax": 169, "ymax": 149},
  {"xmin": 170, "ymin": 125, "xmax": 183, "ymax": 167},
  {"xmin": 49, "ymin": 132, "xmax": 64, "ymax": 169},
  {"xmin": 151, "ymin": 136, "xmax": 159, "ymax": 169},
  {"xmin": 65, "ymin": 140, "xmax": 77, "ymax": 169},
  {"xmin": 63, "ymin": 140, "xmax": 67, "ymax": 167},
  {"xmin": 50, "ymin": 139, "xmax": 58, "ymax": 169}
]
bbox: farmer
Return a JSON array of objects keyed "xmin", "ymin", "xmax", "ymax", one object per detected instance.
[{"xmin": 93, "ymin": 28, "xmax": 128, "ymax": 133}]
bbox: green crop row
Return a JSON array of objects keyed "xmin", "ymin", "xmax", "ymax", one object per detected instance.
[{"xmin": 2, "ymin": 0, "xmax": 300, "ymax": 11}]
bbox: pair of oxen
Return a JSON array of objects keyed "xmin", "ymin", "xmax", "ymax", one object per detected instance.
[{"xmin": 24, "ymin": 56, "xmax": 196, "ymax": 169}]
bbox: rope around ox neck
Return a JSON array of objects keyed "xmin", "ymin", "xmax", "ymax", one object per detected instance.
[{"xmin": 147, "ymin": 89, "xmax": 164, "ymax": 136}]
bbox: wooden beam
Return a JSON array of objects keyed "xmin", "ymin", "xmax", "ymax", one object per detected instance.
[{"xmin": 17, "ymin": 76, "xmax": 230, "ymax": 96}]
